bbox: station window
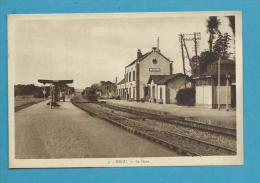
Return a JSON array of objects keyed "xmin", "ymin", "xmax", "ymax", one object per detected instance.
[
  {"xmin": 152, "ymin": 59, "xmax": 158, "ymax": 64},
  {"xmin": 129, "ymin": 88, "xmax": 131, "ymax": 98},
  {"xmin": 133, "ymin": 71, "xmax": 136, "ymax": 81},
  {"xmin": 129, "ymin": 72, "xmax": 131, "ymax": 82}
]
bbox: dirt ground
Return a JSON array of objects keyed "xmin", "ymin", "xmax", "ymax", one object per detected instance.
[
  {"xmin": 15, "ymin": 95, "xmax": 44, "ymax": 108},
  {"xmin": 15, "ymin": 100, "xmax": 178, "ymax": 159}
]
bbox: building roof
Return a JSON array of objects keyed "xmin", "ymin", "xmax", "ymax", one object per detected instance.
[
  {"xmin": 100, "ymin": 81, "xmax": 114, "ymax": 85},
  {"xmin": 192, "ymin": 59, "xmax": 236, "ymax": 79},
  {"xmin": 205, "ymin": 69, "xmax": 236, "ymax": 76},
  {"xmin": 74, "ymin": 89, "xmax": 84, "ymax": 93},
  {"xmin": 125, "ymin": 51, "xmax": 152, "ymax": 68},
  {"xmin": 125, "ymin": 49, "xmax": 172, "ymax": 68},
  {"xmin": 215, "ymin": 58, "xmax": 235, "ymax": 64},
  {"xmin": 117, "ymin": 78, "xmax": 125, "ymax": 85},
  {"xmin": 148, "ymin": 73, "xmax": 188, "ymax": 85},
  {"xmin": 203, "ymin": 59, "xmax": 235, "ymax": 76},
  {"xmin": 157, "ymin": 73, "xmax": 188, "ymax": 85},
  {"xmin": 147, "ymin": 75, "xmax": 167, "ymax": 84}
]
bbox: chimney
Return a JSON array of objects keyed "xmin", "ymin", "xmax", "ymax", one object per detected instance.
[
  {"xmin": 152, "ymin": 47, "xmax": 157, "ymax": 51},
  {"xmin": 156, "ymin": 36, "xmax": 160, "ymax": 52},
  {"xmin": 170, "ymin": 61, "xmax": 173, "ymax": 75},
  {"xmin": 152, "ymin": 47, "xmax": 160, "ymax": 52},
  {"xmin": 137, "ymin": 49, "xmax": 142, "ymax": 59}
]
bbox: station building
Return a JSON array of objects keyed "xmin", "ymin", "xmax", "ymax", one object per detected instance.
[
  {"xmin": 116, "ymin": 46, "xmax": 185, "ymax": 102},
  {"xmin": 97, "ymin": 81, "xmax": 116, "ymax": 99},
  {"xmin": 147, "ymin": 73, "xmax": 191, "ymax": 104}
]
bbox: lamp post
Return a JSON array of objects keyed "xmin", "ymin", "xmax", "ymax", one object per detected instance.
[
  {"xmin": 50, "ymin": 85, "xmax": 53, "ymax": 109},
  {"xmin": 226, "ymin": 72, "xmax": 231, "ymax": 111},
  {"xmin": 43, "ymin": 84, "xmax": 46, "ymax": 100},
  {"xmin": 218, "ymin": 57, "xmax": 221, "ymax": 111}
]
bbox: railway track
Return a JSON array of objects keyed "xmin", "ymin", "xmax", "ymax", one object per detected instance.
[
  {"xmin": 15, "ymin": 100, "xmax": 43, "ymax": 112},
  {"xmin": 72, "ymin": 101, "xmax": 236, "ymax": 156},
  {"xmin": 97, "ymin": 102, "xmax": 236, "ymax": 137}
]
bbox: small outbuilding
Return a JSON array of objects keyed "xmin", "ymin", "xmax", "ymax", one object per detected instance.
[
  {"xmin": 147, "ymin": 73, "xmax": 191, "ymax": 104},
  {"xmin": 192, "ymin": 59, "xmax": 236, "ymax": 109}
]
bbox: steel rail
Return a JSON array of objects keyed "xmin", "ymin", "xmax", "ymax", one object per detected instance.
[
  {"xmin": 98, "ymin": 102, "xmax": 236, "ymax": 137},
  {"xmin": 15, "ymin": 100, "xmax": 44, "ymax": 112},
  {"xmin": 72, "ymin": 101, "xmax": 236, "ymax": 156},
  {"xmin": 72, "ymin": 102, "xmax": 201, "ymax": 156}
]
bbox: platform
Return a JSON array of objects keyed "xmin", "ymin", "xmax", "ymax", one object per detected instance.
[
  {"xmin": 101, "ymin": 99, "xmax": 236, "ymax": 126},
  {"xmin": 15, "ymin": 100, "xmax": 177, "ymax": 159}
]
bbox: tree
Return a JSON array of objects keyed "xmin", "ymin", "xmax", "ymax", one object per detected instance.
[
  {"xmin": 84, "ymin": 86, "xmax": 98, "ymax": 101},
  {"xmin": 226, "ymin": 16, "xmax": 236, "ymax": 59},
  {"xmin": 90, "ymin": 83, "xmax": 99, "ymax": 91},
  {"xmin": 14, "ymin": 84, "xmax": 50, "ymax": 98},
  {"xmin": 213, "ymin": 32, "xmax": 232, "ymax": 59},
  {"xmin": 206, "ymin": 16, "xmax": 221, "ymax": 53},
  {"xmin": 193, "ymin": 51, "xmax": 218, "ymax": 74},
  {"xmin": 227, "ymin": 16, "xmax": 235, "ymax": 35},
  {"xmin": 176, "ymin": 88, "xmax": 195, "ymax": 106},
  {"xmin": 190, "ymin": 55, "xmax": 200, "ymax": 75}
]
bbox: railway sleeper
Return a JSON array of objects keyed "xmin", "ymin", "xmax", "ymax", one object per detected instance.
[{"xmin": 72, "ymin": 102, "xmax": 233, "ymax": 156}]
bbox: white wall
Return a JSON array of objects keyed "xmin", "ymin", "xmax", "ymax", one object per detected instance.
[
  {"xmin": 215, "ymin": 86, "xmax": 231, "ymax": 104},
  {"xmin": 139, "ymin": 51, "xmax": 171, "ymax": 98},
  {"xmin": 196, "ymin": 85, "xmax": 232, "ymax": 108},
  {"xmin": 196, "ymin": 85, "xmax": 213, "ymax": 106},
  {"xmin": 158, "ymin": 85, "xmax": 166, "ymax": 104},
  {"xmin": 125, "ymin": 64, "xmax": 136, "ymax": 100},
  {"xmin": 149, "ymin": 80, "xmax": 157, "ymax": 99},
  {"xmin": 167, "ymin": 77, "xmax": 187, "ymax": 104}
]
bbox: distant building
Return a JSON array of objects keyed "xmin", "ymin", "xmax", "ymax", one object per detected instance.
[
  {"xmin": 83, "ymin": 81, "xmax": 116, "ymax": 99},
  {"xmin": 192, "ymin": 59, "xmax": 236, "ymax": 108},
  {"xmin": 147, "ymin": 73, "xmax": 191, "ymax": 104},
  {"xmin": 117, "ymin": 78, "xmax": 126, "ymax": 99},
  {"xmin": 117, "ymin": 46, "xmax": 173, "ymax": 101},
  {"xmin": 74, "ymin": 88, "xmax": 84, "ymax": 96},
  {"xmin": 97, "ymin": 81, "xmax": 116, "ymax": 99}
]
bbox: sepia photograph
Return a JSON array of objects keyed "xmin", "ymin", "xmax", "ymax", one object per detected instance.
[{"xmin": 8, "ymin": 11, "xmax": 243, "ymax": 168}]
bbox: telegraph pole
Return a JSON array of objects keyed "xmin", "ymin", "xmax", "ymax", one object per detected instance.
[
  {"xmin": 183, "ymin": 38, "xmax": 198, "ymax": 77},
  {"xmin": 180, "ymin": 33, "xmax": 201, "ymax": 76},
  {"xmin": 179, "ymin": 33, "xmax": 201, "ymax": 87},
  {"xmin": 194, "ymin": 32, "xmax": 199, "ymax": 75},
  {"xmin": 43, "ymin": 84, "xmax": 46, "ymax": 100},
  {"xmin": 157, "ymin": 36, "xmax": 160, "ymax": 49},
  {"xmin": 226, "ymin": 73, "xmax": 230, "ymax": 111},
  {"xmin": 218, "ymin": 57, "xmax": 221, "ymax": 110},
  {"xmin": 115, "ymin": 76, "xmax": 118, "ymax": 96},
  {"xmin": 180, "ymin": 34, "xmax": 186, "ymax": 88},
  {"xmin": 180, "ymin": 34, "xmax": 186, "ymax": 76},
  {"xmin": 183, "ymin": 39, "xmax": 191, "ymax": 65}
]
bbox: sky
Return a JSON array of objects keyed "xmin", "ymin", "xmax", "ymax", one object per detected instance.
[{"xmin": 12, "ymin": 13, "xmax": 235, "ymax": 89}]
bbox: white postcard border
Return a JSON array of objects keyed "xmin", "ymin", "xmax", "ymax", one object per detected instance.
[{"xmin": 8, "ymin": 11, "xmax": 243, "ymax": 168}]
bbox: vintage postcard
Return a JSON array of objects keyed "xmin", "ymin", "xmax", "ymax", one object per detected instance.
[{"xmin": 8, "ymin": 11, "xmax": 243, "ymax": 168}]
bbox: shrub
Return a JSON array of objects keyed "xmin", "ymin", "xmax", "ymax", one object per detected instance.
[
  {"xmin": 33, "ymin": 90, "xmax": 44, "ymax": 98},
  {"xmin": 175, "ymin": 88, "xmax": 195, "ymax": 106},
  {"xmin": 83, "ymin": 87, "xmax": 98, "ymax": 102},
  {"xmin": 85, "ymin": 95, "xmax": 98, "ymax": 102}
]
